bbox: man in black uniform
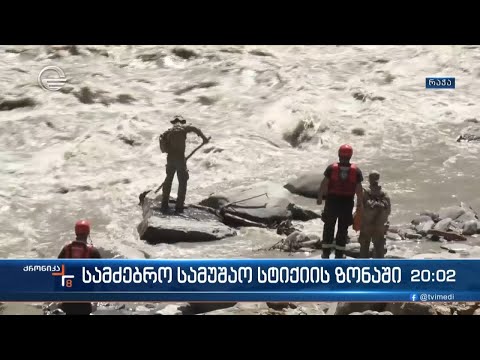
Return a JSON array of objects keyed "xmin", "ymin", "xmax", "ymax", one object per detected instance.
[{"xmin": 317, "ymin": 144, "xmax": 364, "ymax": 258}]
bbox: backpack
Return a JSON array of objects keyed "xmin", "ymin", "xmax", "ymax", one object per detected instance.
[
  {"xmin": 159, "ymin": 131, "xmax": 169, "ymax": 153},
  {"xmin": 159, "ymin": 126, "xmax": 186, "ymax": 153}
]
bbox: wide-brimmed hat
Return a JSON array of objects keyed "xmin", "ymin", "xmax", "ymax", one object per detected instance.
[
  {"xmin": 368, "ymin": 170, "xmax": 380, "ymax": 183},
  {"xmin": 171, "ymin": 115, "xmax": 186, "ymax": 124}
]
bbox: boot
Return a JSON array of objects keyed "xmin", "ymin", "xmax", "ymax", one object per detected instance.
[
  {"xmin": 335, "ymin": 250, "xmax": 345, "ymax": 259},
  {"xmin": 175, "ymin": 206, "xmax": 184, "ymax": 213},
  {"xmin": 322, "ymin": 249, "xmax": 331, "ymax": 259}
]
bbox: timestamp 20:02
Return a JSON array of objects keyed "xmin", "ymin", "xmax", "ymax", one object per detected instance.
[{"xmin": 411, "ymin": 269, "xmax": 456, "ymax": 283}]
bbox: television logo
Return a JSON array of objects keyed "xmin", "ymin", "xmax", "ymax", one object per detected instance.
[
  {"xmin": 38, "ymin": 66, "xmax": 67, "ymax": 91},
  {"xmin": 410, "ymin": 294, "xmax": 418, "ymax": 302},
  {"xmin": 52, "ymin": 264, "xmax": 74, "ymax": 288}
]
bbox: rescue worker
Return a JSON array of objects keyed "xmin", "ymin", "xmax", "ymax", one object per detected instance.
[
  {"xmin": 317, "ymin": 144, "xmax": 364, "ymax": 258},
  {"xmin": 159, "ymin": 116, "xmax": 209, "ymax": 213},
  {"xmin": 57, "ymin": 220, "xmax": 101, "ymax": 315},
  {"xmin": 358, "ymin": 171, "xmax": 391, "ymax": 258}
]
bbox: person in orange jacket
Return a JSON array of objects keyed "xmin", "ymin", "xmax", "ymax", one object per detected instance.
[
  {"xmin": 57, "ymin": 220, "xmax": 101, "ymax": 315},
  {"xmin": 317, "ymin": 145, "xmax": 364, "ymax": 259}
]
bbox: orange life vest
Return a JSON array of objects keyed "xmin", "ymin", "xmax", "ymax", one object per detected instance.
[
  {"xmin": 64, "ymin": 241, "xmax": 93, "ymax": 258},
  {"xmin": 328, "ymin": 162, "xmax": 358, "ymax": 196}
]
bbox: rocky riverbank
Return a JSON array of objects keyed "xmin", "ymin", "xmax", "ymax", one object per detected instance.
[
  {"xmin": 36, "ymin": 301, "xmax": 480, "ymax": 316},
  {"xmin": 30, "ymin": 197, "xmax": 480, "ymax": 316}
]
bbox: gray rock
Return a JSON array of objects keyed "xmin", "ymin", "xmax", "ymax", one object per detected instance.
[
  {"xmin": 344, "ymin": 243, "xmax": 361, "ymax": 258},
  {"xmin": 438, "ymin": 206, "xmax": 465, "ymax": 221},
  {"xmin": 344, "ymin": 242, "xmax": 387, "ymax": 258},
  {"xmin": 453, "ymin": 303, "xmax": 479, "ymax": 315},
  {"xmin": 386, "ymin": 232, "xmax": 402, "ymax": 241},
  {"xmin": 287, "ymin": 203, "xmax": 322, "ymax": 221},
  {"xmin": 0, "ymin": 97, "xmax": 37, "ymax": 111},
  {"xmin": 51, "ymin": 309, "xmax": 65, "ymax": 315},
  {"xmin": 456, "ymin": 212, "xmax": 478, "ymax": 224},
  {"xmin": 137, "ymin": 198, "xmax": 236, "ymax": 245},
  {"xmin": 335, "ymin": 302, "xmax": 387, "ymax": 315},
  {"xmin": 385, "ymin": 302, "xmax": 436, "ymax": 315},
  {"xmin": 434, "ymin": 305, "xmax": 453, "ymax": 315},
  {"xmin": 266, "ymin": 302, "xmax": 297, "ymax": 311},
  {"xmin": 405, "ymin": 231, "xmax": 423, "ymax": 240},
  {"xmin": 399, "ymin": 228, "xmax": 421, "ymax": 239},
  {"xmin": 427, "ymin": 229, "xmax": 467, "ymax": 242},
  {"xmin": 440, "ymin": 243, "xmax": 475, "ymax": 254},
  {"xmin": 188, "ymin": 302, "xmax": 237, "ymax": 314},
  {"xmin": 155, "ymin": 304, "xmax": 185, "ymax": 315},
  {"xmin": 457, "ymin": 124, "xmax": 480, "ymax": 142},
  {"xmin": 172, "ymin": 47, "xmax": 198, "ymax": 60},
  {"xmin": 412, "ymin": 215, "xmax": 434, "ymax": 225},
  {"xmin": 387, "ymin": 225, "xmax": 401, "ymax": 233},
  {"xmin": 349, "ymin": 310, "xmax": 393, "ymax": 315},
  {"xmin": 91, "ymin": 308, "xmax": 131, "ymax": 315},
  {"xmin": 415, "ymin": 220, "xmax": 435, "ymax": 236},
  {"xmin": 427, "ymin": 234, "xmax": 441, "ymax": 242},
  {"xmin": 283, "ymin": 171, "xmax": 323, "ymax": 199},
  {"xmin": 135, "ymin": 305, "xmax": 151, "ymax": 312},
  {"xmin": 434, "ymin": 218, "xmax": 452, "ymax": 231},
  {"xmin": 420, "ymin": 211, "xmax": 440, "ymax": 221},
  {"xmin": 236, "ymin": 302, "xmax": 270, "ymax": 312},
  {"xmin": 463, "ymin": 220, "xmax": 478, "ymax": 236},
  {"xmin": 200, "ymin": 181, "xmax": 311, "ymax": 225}
]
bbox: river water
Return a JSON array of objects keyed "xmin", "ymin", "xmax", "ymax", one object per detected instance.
[{"xmin": 0, "ymin": 45, "xmax": 479, "ymax": 313}]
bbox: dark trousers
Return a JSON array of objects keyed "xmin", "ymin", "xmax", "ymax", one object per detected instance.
[
  {"xmin": 322, "ymin": 196, "xmax": 354, "ymax": 258},
  {"xmin": 161, "ymin": 156, "xmax": 189, "ymax": 210}
]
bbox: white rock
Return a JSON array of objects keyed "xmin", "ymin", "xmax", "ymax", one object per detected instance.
[{"xmin": 155, "ymin": 304, "xmax": 184, "ymax": 315}]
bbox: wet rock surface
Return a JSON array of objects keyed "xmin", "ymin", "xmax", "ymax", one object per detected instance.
[
  {"xmin": 284, "ymin": 171, "xmax": 323, "ymax": 199},
  {"xmin": 137, "ymin": 196, "xmax": 237, "ymax": 245},
  {"xmin": 199, "ymin": 181, "xmax": 320, "ymax": 226}
]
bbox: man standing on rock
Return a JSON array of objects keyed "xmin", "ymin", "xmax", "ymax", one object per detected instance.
[
  {"xmin": 317, "ymin": 144, "xmax": 364, "ymax": 258},
  {"xmin": 358, "ymin": 171, "xmax": 391, "ymax": 258},
  {"xmin": 159, "ymin": 115, "xmax": 209, "ymax": 213}
]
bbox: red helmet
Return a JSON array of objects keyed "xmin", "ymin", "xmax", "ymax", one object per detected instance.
[
  {"xmin": 338, "ymin": 144, "xmax": 353, "ymax": 158},
  {"xmin": 75, "ymin": 220, "xmax": 90, "ymax": 236}
]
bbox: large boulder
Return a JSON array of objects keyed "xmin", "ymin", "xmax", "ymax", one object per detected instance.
[
  {"xmin": 456, "ymin": 212, "xmax": 478, "ymax": 224},
  {"xmin": 138, "ymin": 197, "xmax": 236, "ymax": 245},
  {"xmin": 415, "ymin": 220, "xmax": 435, "ymax": 236},
  {"xmin": 438, "ymin": 206, "xmax": 465, "ymax": 221},
  {"xmin": 283, "ymin": 171, "xmax": 323, "ymax": 198},
  {"xmin": 349, "ymin": 310, "xmax": 393, "ymax": 315},
  {"xmin": 385, "ymin": 302, "xmax": 436, "ymax": 315},
  {"xmin": 463, "ymin": 220, "xmax": 478, "ymax": 236},
  {"xmin": 199, "ymin": 181, "xmax": 317, "ymax": 225},
  {"xmin": 334, "ymin": 302, "xmax": 386, "ymax": 315},
  {"xmin": 457, "ymin": 124, "xmax": 480, "ymax": 142},
  {"xmin": 434, "ymin": 218, "xmax": 452, "ymax": 231},
  {"xmin": 427, "ymin": 229, "xmax": 467, "ymax": 242},
  {"xmin": 188, "ymin": 302, "xmax": 237, "ymax": 314},
  {"xmin": 412, "ymin": 215, "xmax": 434, "ymax": 225}
]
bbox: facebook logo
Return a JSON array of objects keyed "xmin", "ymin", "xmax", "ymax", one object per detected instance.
[{"xmin": 410, "ymin": 294, "xmax": 417, "ymax": 301}]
